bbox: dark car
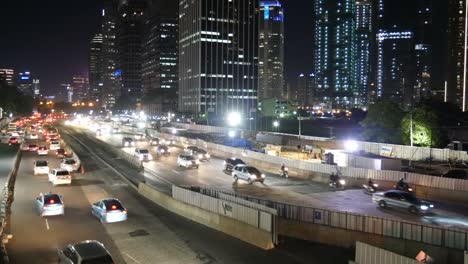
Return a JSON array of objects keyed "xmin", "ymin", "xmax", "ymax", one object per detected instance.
[
  {"xmin": 442, "ymin": 169, "xmax": 467, "ymax": 180},
  {"xmin": 224, "ymin": 158, "xmax": 245, "ymax": 172},
  {"xmin": 155, "ymin": 145, "xmax": 170, "ymax": 155},
  {"xmin": 56, "ymin": 148, "xmax": 68, "ymax": 158},
  {"xmin": 149, "ymin": 137, "xmax": 163, "ymax": 146},
  {"xmin": 122, "ymin": 137, "xmax": 135, "ymax": 147},
  {"xmin": 58, "ymin": 240, "xmax": 114, "ymax": 264},
  {"xmin": 372, "ymin": 190, "xmax": 434, "ymax": 214}
]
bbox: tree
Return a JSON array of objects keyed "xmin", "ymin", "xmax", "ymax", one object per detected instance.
[
  {"xmin": 401, "ymin": 104, "xmax": 449, "ymax": 148},
  {"xmin": 360, "ymin": 101, "xmax": 404, "ymax": 144}
]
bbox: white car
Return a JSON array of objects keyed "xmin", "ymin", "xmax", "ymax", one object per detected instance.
[
  {"xmin": 34, "ymin": 160, "xmax": 49, "ymax": 175},
  {"xmin": 60, "ymin": 158, "xmax": 79, "ymax": 172},
  {"xmin": 38, "ymin": 146, "xmax": 48, "ymax": 155},
  {"xmin": 29, "ymin": 133, "xmax": 38, "ymax": 139},
  {"xmin": 49, "ymin": 141, "xmax": 60, "ymax": 150},
  {"xmin": 48, "ymin": 169, "xmax": 72, "ymax": 186},
  {"xmin": 177, "ymin": 154, "xmax": 199, "ymax": 169},
  {"xmin": 134, "ymin": 149, "xmax": 152, "ymax": 161}
]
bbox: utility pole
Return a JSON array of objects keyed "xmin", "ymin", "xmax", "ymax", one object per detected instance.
[{"xmin": 298, "ymin": 117, "xmax": 302, "ymax": 136}]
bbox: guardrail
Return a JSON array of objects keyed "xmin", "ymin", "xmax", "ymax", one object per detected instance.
[
  {"xmin": 0, "ymin": 148, "xmax": 22, "ymax": 263},
  {"xmin": 196, "ymin": 186, "xmax": 468, "ymax": 251}
]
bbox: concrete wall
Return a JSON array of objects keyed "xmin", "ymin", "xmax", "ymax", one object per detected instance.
[
  {"xmin": 138, "ymin": 183, "xmax": 275, "ymax": 250},
  {"xmin": 278, "ymin": 219, "xmax": 464, "ymax": 264}
]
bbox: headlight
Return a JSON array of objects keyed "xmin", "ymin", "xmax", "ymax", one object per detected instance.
[
  {"xmin": 261, "ymin": 174, "xmax": 266, "ymax": 178},
  {"xmin": 195, "ymin": 160, "xmax": 200, "ymax": 164},
  {"xmin": 205, "ymin": 154, "xmax": 210, "ymax": 158},
  {"xmin": 420, "ymin": 205, "xmax": 429, "ymax": 210},
  {"xmin": 148, "ymin": 154, "xmax": 153, "ymax": 160},
  {"xmin": 124, "ymin": 142, "xmax": 129, "ymax": 146},
  {"xmin": 374, "ymin": 184, "xmax": 379, "ymax": 187},
  {"xmin": 198, "ymin": 154, "xmax": 203, "ymax": 159},
  {"xmin": 408, "ymin": 188, "xmax": 413, "ymax": 192},
  {"xmin": 250, "ymin": 174, "xmax": 256, "ymax": 179},
  {"xmin": 131, "ymin": 142, "xmax": 135, "ymax": 146},
  {"xmin": 160, "ymin": 149, "xmax": 165, "ymax": 153},
  {"xmin": 429, "ymin": 204, "xmax": 434, "ymax": 208},
  {"xmin": 223, "ymin": 161, "xmax": 226, "ymax": 165},
  {"xmin": 339, "ymin": 180, "xmax": 346, "ymax": 185},
  {"xmin": 284, "ymin": 167, "xmax": 289, "ymax": 171}
]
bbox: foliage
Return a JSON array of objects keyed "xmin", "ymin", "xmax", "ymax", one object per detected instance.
[
  {"xmin": 0, "ymin": 80, "xmax": 33, "ymax": 115},
  {"xmin": 360, "ymin": 101, "xmax": 404, "ymax": 144},
  {"xmin": 350, "ymin": 108, "xmax": 367, "ymax": 123}
]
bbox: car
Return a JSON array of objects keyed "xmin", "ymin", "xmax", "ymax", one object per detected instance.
[
  {"xmin": 155, "ymin": 145, "xmax": 170, "ymax": 155},
  {"xmin": 56, "ymin": 148, "xmax": 68, "ymax": 158},
  {"xmin": 58, "ymin": 240, "xmax": 114, "ymax": 264},
  {"xmin": 134, "ymin": 133, "xmax": 144, "ymax": 140},
  {"xmin": 50, "ymin": 140, "xmax": 60, "ymax": 150},
  {"xmin": 177, "ymin": 154, "xmax": 199, "ymax": 168},
  {"xmin": 34, "ymin": 160, "xmax": 49, "ymax": 175},
  {"xmin": 29, "ymin": 133, "xmax": 38, "ymax": 139},
  {"xmin": 91, "ymin": 198, "xmax": 127, "ymax": 223},
  {"xmin": 27, "ymin": 144, "xmax": 39, "ymax": 152},
  {"xmin": 224, "ymin": 158, "xmax": 245, "ymax": 172},
  {"xmin": 8, "ymin": 137, "xmax": 19, "ymax": 145},
  {"xmin": 372, "ymin": 190, "xmax": 434, "ymax": 214},
  {"xmin": 149, "ymin": 137, "xmax": 164, "ymax": 146},
  {"xmin": 38, "ymin": 146, "xmax": 48, "ymax": 155},
  {"xmin": 48, "ymin": 169, "xmax": 72, "ymax": 186},
  {"xmin": 134, "ymin": 148, "xmax": 152, "ymax": 161},
  {"xmin": 10, "ymin": 132, "xmax": 19, "ymax": 137},
  {"xmin": 46, "ymin": 135, "xmax": 59, "ymax": 142},
  {"xmin": 232, "ymin": 165, "xmax": 265, "ymax": 184},
  {"xmin": 60, "ymin": 158, "xmax": 79, "ymax": 172},
  {"xmin": 36, "ymin": 192, "xmax": 64, "ymax": 217},
  {"xmin": 122, "ymin": 137, "xmax": 135, "ymax": 147},
  {"xmin": 184, "ymin": 146, "xmax": 210, "ymax": 160}
]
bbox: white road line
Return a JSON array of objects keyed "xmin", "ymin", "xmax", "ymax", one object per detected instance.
[
  {"xmin": 45, "ymin": 219, "xmax": 50, "ymax": 230},
  {"xmin": 171, "ymin": 170, "xmax": 180, "ymax": 174},
  {"xmin": 124, "ymin": 252, "xmax": 141, "ymax": 264}
]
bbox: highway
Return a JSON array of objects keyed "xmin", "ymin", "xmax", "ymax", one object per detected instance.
[
  {"xmin": 72, "ymin": 123, "xmax": 468, "ymax": 230},
  {"xmin": 6, "ymin": 125, "xmax": 352, "ymax": 263}
]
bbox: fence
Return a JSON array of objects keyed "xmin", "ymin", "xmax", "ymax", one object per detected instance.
[
  {"xmin": 196, "ymin": 186, "xmax": 468, "ymax": 251},
  {"xmin": 0, "ymin": 148, "xmax": 22, "ymax": 263},
  {"xmin": 354, "ymin": 241, "xmax": 421, "ymax": 264},
  {"xmin": 172, "ymin": 185, "xmax": 277, "ymax": 242}
]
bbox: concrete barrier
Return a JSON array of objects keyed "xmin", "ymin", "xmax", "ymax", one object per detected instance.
[
  {"xmin": 278, "ymin": 218, "xmax": 464, "ymax": 264},
  {"xmin": 138, "ymin": 182, "xmax": 275, "ymax": 249}
]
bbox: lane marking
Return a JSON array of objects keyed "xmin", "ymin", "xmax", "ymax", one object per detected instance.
[
  {"xmin": 124, "ymin": 252, "xmax": 141, "ymax": 264},
  {"xmin": 45, "ymin": 218, "xmax": 50, "ymax": 230},
  {"xmin": 171, "ymin": 170, "xmax": 180, "ymax": 174}
]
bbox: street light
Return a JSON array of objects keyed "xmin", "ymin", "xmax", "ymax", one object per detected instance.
[
  {"xmin": 227, "ymin": 112, "xmax": 241, "ymax": 127},
  {"xmin": 273, "ymin": 120, "xmax": 279, "ymax": 132},
  {"xmin": 228, "ymin": 130, "xmax": 236, "ymax": 138},
  {"xmin": 344, "ymin": 140, "xmax": 358, "ymax": 152}
]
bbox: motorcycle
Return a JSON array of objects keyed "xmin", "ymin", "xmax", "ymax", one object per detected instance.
[
  {"xmin": 280, "ymin": 167, "xmax": 289, "ymax": 178},
  {"xmin": 329, "ymin": 179, "xmax": 346, "ymax": 191},
  {"xmin": 362, "ymin": 182, "xmax": 379, "ymax": 194},
  {"xmin": 394, "ymin": 182, "xmax": 413, "ymax": 192}
]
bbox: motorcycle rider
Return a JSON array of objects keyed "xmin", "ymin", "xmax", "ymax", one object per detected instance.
[
  {"xmin": 396, "ymin": 177, "xmax": 406, "ymax": 189},
  {"xmin": 280, "ymin": 164, "xmax": 288, "ymax": 177},
  {"xmin": 368, "ymin": 178, "xmax": 374, "ymax": 187}
]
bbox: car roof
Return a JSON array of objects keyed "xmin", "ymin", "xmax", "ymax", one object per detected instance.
[
  {"xmin": 234, "ymin": 164, "xmax": 247, "ymax": 168},
  {"xmin": 55, "ymin": 168, "xmax": 69, "ymax": 172},
  {"xmin": 72, "ymin": 240, "xmax": 109, "ymax": 258},
  {"xmin": 384, "ymin": 190, "xmax": 409, "ymax": 195}
]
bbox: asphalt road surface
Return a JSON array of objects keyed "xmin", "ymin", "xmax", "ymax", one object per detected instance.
[
  {"xmin": 75, "ymin": 124, "xmax": 468, "ymax": 230},
  {"xmin": 6, "ymin": 126, "xmax": 352, "ymax": 264}
]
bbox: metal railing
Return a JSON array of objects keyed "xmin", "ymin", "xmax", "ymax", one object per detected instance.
[
  {"xmin": 0, "ymin": 148, "xmax": 22, "ymax": 263},
  {"xmin": 197, "ymin": 186, "xmax": 468, "ymax": 251}
]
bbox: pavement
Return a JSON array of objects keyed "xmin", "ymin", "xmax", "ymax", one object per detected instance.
[
  {"xmin": 6, "ymin": 125, "xmax": 352, "ymax": 264},
  {"xmin": 75, "ymin": 124, "xmax": 468, "ymax": 230}
]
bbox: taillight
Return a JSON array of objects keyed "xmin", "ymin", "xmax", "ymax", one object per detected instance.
[
  {"xmin": 111, "ymin": 205, "xmax": 117, "ymax": 210},
  {"xmin": 50, "ymin": 199, "xmax": 55, "ymax": 204}
]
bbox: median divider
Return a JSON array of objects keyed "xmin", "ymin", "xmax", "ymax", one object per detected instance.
[
  {"xmin": 138, "ymin": 183, "xmax": 277, "ymax": 249},
  {"xmin": 0, "ymin": 148, "xmax": 22, "ymax": 263}
]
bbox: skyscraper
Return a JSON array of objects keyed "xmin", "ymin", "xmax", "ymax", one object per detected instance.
[
  {"xmin": 377, "ymin": 31, "xmax": 415, "ymax": 108},
  {"xmin": 355, "ymin": 0, "xmax": 372, "ymax": 107},
  {"xmin": 178, "ymin": 0, "xmax": 259, "ymax": 125},
  {"xmin": 413, "ymin": 0, "xmax": 432, "ymax": 103},
  {"xmin": 17, "ymin": 71, "xmax": 33, "ymax": 96},
  {"xmin": 258, "ymin": 1, "xmax": 284, "ymax": 100},
  {"xmin": 71, "ymin": 75, "xmax": 89, "ymax": 102},
  {"xmin": 296, "ymin": 73, "xmax": 315, "ymax": 106},
  {"xmin": 447, "ymin": 0, "xmax": 467, "ymax": 111},
  {"xmin": 116, "ymin": 0, "xmax": 148, "ymax": 108},
  {"xmin": 89, "ymin": 33, "xmax": 104, "ymax": 103},
  {"xmin": 101, "ymin": 3, "xmax": 119, "ymax": 109},
  {"xmin": 314, "ymin": 0, "xmax": 357, "ymax": 110},
  {"xmin": 0, "ymin": 69, "xmax": 15, "ymax": 86}
]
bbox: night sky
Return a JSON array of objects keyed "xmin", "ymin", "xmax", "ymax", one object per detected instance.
[{"xmin": 0, "ymin": 0, "xmax": 315, "ymax": 94}]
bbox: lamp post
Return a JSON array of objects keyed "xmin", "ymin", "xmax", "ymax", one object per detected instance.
[{"xmin": 273, "ymin": 120, "xmax": 279, "ymax": 132}]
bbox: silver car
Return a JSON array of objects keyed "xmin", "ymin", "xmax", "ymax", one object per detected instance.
[
  {"xmin": 58, "ymin": 240, "xmax": 114, "ymax": 264},
  {"xmin": 372, "ymin": 190, "xmax": 434, "ymax": 214},
  {"xmin": 36, "ymin": 193, "xmax": 64, "ymax": 217},
  {"xmin": 232, "ymin": 165, "xmax": 265, "ymax": 184},
  {"xmin": 91, "ymin": 198, "xmax": 128, "ymax": 223}
]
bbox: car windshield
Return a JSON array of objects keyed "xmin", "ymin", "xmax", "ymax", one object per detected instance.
[
  {"xmin": 185, "ymin": 155, "xmax": 195, "ymax": 160},
  {"xmin": 231, "ymin": 159, "xmax": 244, "ymax": 165},
  {"xmin": 44, "ymin": 194, "xmax": 61, "ymax": 204},
  {"xmin": 29, "ymin": 145, "xmax": 37, "ymax": 147},
  {"xmin": 36, "ymin": 161, "xmax": 48, "ymax": 167},
  {"xmin": 81, "ymin": 255, "xmax": 114, "ymax": 264},
  {"xmin": 103, "ymin": 200, "xmax": 124, "ymax": 211},
  {"xmin": 51, "ymin": 141, "xmax": 59, "ymax": 144},
  {"xmin": 56, "ymin": 170, "xmax": 70, "ymax": 176},
  {"xmin": 124, "ymin": 138, "xmax": 132, "ymax": 141},
  {"xmin": 65, "ymin": 159, "xmax": 76, "ymax": 165},
  {"xmin": 246, "ymin": 167, "xmax": 261, "ymax": 175},
  {"xmin": 139, "ymin": 149, "xmax": 149, "ymax": 154},
  {"xmin": 401, "ymin": 193, "xmax": 419, "ymax": 203}
]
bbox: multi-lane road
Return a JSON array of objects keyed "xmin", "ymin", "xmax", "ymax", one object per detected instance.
[
  {"xmin": 74, "ymin": 123, "xmax": 468, "ymax": 230},
  {"xmin": 6, "ymin": 125, "xmax": 351, "ymax": 264}
]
